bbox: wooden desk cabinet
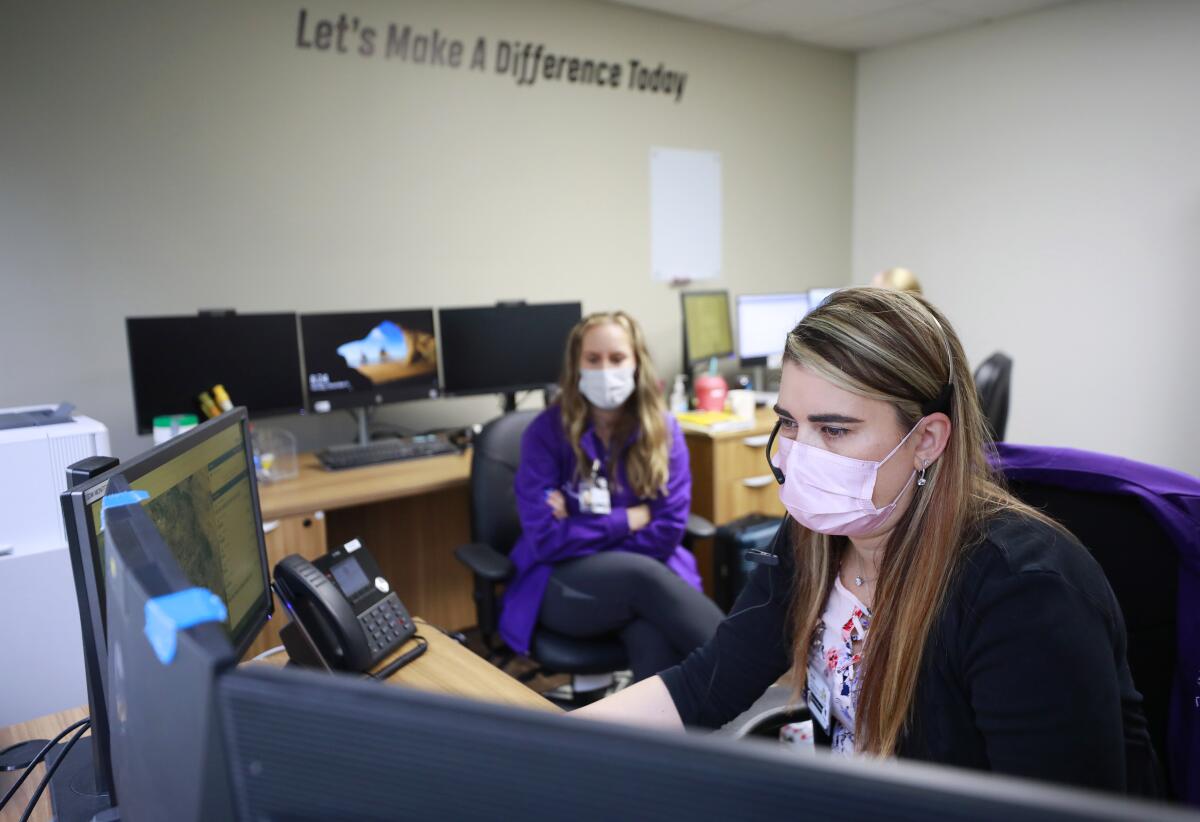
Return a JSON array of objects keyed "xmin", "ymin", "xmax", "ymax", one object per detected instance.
[
  {"xmin": 683, "ymin": 407, "xmax": 785, "ymax": 593},
  {"xmin": 253, "ymin": 451, "xmax": 475, "ymax": 644}
]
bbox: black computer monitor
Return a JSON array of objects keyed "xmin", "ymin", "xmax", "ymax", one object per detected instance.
[
  {"xmin": 438, "ymin": 302, "xmax": 582, "ymax": 398},
  {"xmin": 736, "ymin": 292, "xmax": 810, "ymax": 367},
  {"xmin": 216, "ymin": 664, "xmax": 1179, "ymax": 821},
  {"xmin": 681, "ymin": 290, "xmax": 734, "ymax": 367},
  {"xmin": 100, "ymin": 472, "xmax": 238, "ymax": 819},
  {"xmin": 300, "ymin": 309, "xmax": 440, "ymax": 413},
  {"xmin": 59, "ymin": 409, "xmax": 272, "ymax": 809},
  {"xmin": 125, "ymin": 313, "xmax": 305, "ymax": 435}
]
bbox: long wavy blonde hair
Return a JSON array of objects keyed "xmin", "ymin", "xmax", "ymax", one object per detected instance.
[
  {"xmin": 784, "ymin": 287, "xmax": 1057, "ymax": 756},
  {"xmin": 557, "ymin": 311, "xmax": 669, "ymax": 499}
]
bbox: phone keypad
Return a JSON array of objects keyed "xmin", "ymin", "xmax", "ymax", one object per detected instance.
[{"xmin": 359, "ymin": 594, "xmax": 413, "ymax": 658}]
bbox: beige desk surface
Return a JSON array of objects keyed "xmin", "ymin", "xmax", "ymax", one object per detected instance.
[
  {"xmin": 258, "ymin": 449, "xmax": 472, "ymax": 520},
  {"xmin": 0, "ymin": 618, "xmax": 555, "ymax": 822}
]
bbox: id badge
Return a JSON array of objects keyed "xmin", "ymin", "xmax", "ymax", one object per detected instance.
[
  {"xmin": 580, "ymin": 475, "xmax": 612, "ymax": 515},
  {"xmin": 806, "ymin": 663, "xmax": 831, "ymax": 734}
]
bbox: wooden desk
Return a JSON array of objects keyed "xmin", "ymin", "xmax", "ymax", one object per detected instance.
[
  {"xmin": 247, "ymin": 451, "xmax": 475, "ymax": 658},
  {"xmin": 0, "ymin": 621, "xmax": 555, "ymax": 822},
  {"xmin": 257, "ymin": 451, "xmax": 472, "ymax": 520},
  {"xmin": 683, "ymin": 406, "xmax": 785, "ymax": 593}
]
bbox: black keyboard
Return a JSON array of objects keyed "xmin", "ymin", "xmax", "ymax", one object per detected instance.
[{"xmin": 317, "ymin": 435, "xmax": 458, "ymax": 470}]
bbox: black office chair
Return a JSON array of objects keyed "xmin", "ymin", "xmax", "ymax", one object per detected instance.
[
  {"xmin": 973, "ymin": 351, "xmax": 1012, "ymax": 441},
  {"xmin": 994, "ymin": 443, "xmax": 1200, "ymax": 799},
  {"xmin": 455, "ymin": 410, "xmax": 715, "ymax": 686}
]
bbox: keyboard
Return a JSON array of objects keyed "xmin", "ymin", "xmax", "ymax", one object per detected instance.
[{"xmin": 317, "ymin": 435, "xmax": 459, "ymax": 470}]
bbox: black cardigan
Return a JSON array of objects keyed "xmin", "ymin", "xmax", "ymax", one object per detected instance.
[{"xmin": 660, "ymin": 514, "xmax": 1162, "ymax": 796}]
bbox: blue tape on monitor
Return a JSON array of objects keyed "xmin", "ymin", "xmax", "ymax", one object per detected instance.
[
  {"xmin": 100, "ymin": 489, "xmax": 150, "ymax": 528},
  {"xmin": 144, "ymin": 588, "xmax": 228, "ymax": 665}
]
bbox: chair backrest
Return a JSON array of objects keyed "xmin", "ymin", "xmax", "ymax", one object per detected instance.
[
  {"xmin": 973, "ymin": 351, "xmax": 1012, "ymax": 441},
  {"xmin": 994, "ymin": 443, "xmax": 1200, "ymax": 802},
  {"xmin": 469, "ymin": 410, "xmax": 540, "ymax": 556}
]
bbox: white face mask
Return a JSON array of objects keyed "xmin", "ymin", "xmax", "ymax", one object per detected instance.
[{"xmin": 578, "ymin": 367, "xmax": 637, "ymax": 410}]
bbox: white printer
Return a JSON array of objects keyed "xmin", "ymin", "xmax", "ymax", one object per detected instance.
[{"xmin": 0, "ymin": 403, "xmax": 111, "ymax": 725}]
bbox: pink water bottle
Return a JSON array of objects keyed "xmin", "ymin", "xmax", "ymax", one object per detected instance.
[{"xmin": 694, "ymin": 358, "xmax": 728, "ymax": 412}]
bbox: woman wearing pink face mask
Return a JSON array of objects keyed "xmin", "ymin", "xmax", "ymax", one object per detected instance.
[{"xmin": 577, "ymin": 288, "xmax": 1161, "ymax": 797}]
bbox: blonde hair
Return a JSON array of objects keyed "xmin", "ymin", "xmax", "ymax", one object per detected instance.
[
  {"xmin": 557, "ymin": 312, "xmax": 669, "ymax": 499},
  {"xmin": 873, "ymin": 267, "xmax": 923, "ymax": 294},
  {"xmin": 783, "ymin": 287, "xmax": 1055, "ymax": 756}
]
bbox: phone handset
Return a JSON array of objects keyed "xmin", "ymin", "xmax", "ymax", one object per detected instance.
[{"xmin": 274, "ymin": 554, "xmax": 373, "ymax": 671}]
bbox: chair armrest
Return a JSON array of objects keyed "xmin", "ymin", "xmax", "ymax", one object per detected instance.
[
  {"xmin": 454, "ymin": 543, "xmax": 514, "ymax": 583},
  {"xmin": 685, "ymin": 512, "xmax": 716, "ymax": 541}
]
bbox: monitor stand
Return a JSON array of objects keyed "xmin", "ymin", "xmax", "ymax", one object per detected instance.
[
  {"xmin": 46, "ymin": 738, "xmax": 116, "ymax": 821},
  {"xmin": 353, "ymin": 408, "xmax": 370, "ymax": 446}
]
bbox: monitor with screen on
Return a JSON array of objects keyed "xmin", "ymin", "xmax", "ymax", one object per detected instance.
[
  {"xmin": 438, "ymin": 302, "xmax": 582, "ymax": 404},
  {"xmin": 59, "ymin": 408, "xmax": 272, "ymax": 811},
  {"xmin": 125, "ymin": 313, "xmax": 305, "ymax": 435},
  {"xmin": 808, "ymin": 287, "xmax": 841, "ymax": 310},
  {"xmin": 681, "ymin": 290, "xmax": 734, "ymax": 367},
  {"xmin": 300, "ymin": 309, "xmax": 440, "ymax": 414},
  {"xmin": 736, "ymin": 292, "xmax": 810, "ymax": 367}
]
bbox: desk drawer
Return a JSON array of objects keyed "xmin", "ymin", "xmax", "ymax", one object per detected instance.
[
  {"xmin": 730, "ymin": 476, "xmax": 786, "ymax": 520},
  {"xmin": 713, "ymin": 434, "xmax": 785, "ymax": 522}
]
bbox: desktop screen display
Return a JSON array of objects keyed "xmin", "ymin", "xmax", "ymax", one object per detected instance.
[
  {"xmin": 808, "ymin": 287, "xmax": 840, "ymax": 309},
  {"xmin": 300, "ymin": 310, "xmax": 439, "ymax": 412},
  {"xmin": 737, "ymin": 293, "xmax": 810, "ymax": 365},
  {"xmin": 126, "ymin": 313, "xmax": 305, "ymax": 435},
  {"xmin": 80, "ymin": 415, "xmax": 270, "ymax": 649},
  {"xmin": 439, "ymin": 302, "xmax": 582, "ymax": 396},
  {"xmin": 682, "ymin": 291, "xmax": 734, "ymax": 365}
]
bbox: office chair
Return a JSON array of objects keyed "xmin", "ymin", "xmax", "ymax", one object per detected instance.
[
  {"xmin": 973, "ymin": 351, "xmax": 1012, "ymax": 441},
  {"xmin": 994, "ymin": 442, "xmax": 1200, "ymax": 802},
  {"xmin": 455, "ymin": 410, "xmax": 716, "ymax": 694}
]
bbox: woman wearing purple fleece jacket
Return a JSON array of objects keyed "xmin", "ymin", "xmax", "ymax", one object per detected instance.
[{"xmin": 498, "ymin": 311, "xmax": 723, "ymax": 681}]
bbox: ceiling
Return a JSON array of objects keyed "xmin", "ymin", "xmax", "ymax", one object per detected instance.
[{"xmin": 602, "ymin": 0, "xmax": 1070, "ymax": 51}]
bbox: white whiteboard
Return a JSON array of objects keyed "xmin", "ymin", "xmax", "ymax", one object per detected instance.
[{"xmin": 650, "ymin": 147, "xmax": 722, "ymax": 282}]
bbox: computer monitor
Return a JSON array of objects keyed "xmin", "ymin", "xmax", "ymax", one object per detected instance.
[
  {"xmin": 681, "ymin": 290, "xmax": 734, "ymax": 367},
  {"xmin": 100, "ymin": 472, "xmax": 238, "ymax": 819},
  {"xmin": 736, "ymin": 292, "xmax": 810, "ymax": 367},
  {"xmin": 300, "ymin": 309, "xmax": 440, "ymax": 413},
  {"xmin": 808, "ymin": 287, "xmax": 841, "ymax": 309},
  {"xmin": 216, "ymin": 664, "xmax": 1178, "ymax": 821},
  {"xmin": 438, "ymin": 302, "xmax": 582, "ymax": 399},
  {"xmin": 125, "ymin": 313, "xmax": 305, "ymax": 435},
  {"xmin": 59, "ymin": 409, "xmax": 272, "ymax": 808}
]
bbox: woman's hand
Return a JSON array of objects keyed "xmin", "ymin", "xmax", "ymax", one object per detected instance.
[
  {"xmin": 626, "ymin": 504, "xmax": 651, "ymax": 532},
  {"xmin": 546, "ymin": 489, "xmax": 568, "ymax": 520}
]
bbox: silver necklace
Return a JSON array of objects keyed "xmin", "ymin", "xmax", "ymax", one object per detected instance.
[{"xmin": 852, "ymin": 554, "xmax": 876, "ymax": 587}]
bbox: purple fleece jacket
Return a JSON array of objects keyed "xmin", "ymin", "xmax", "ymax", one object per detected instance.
[{"xmin": 498, "ymin": 406, "xmax": 702, "ymax": 655}]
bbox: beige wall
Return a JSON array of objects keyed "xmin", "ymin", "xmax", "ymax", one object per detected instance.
[
  {"xmin": 0, "ymin": 0, "xmax": 854, "ymax": 458},
  {"xmin": 854, "ymin": 0, "xmax": 1200, "ymax": 474}
]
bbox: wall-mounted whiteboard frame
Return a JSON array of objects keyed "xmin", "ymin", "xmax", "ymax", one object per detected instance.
[{"xmin": 650, "ymin": 147, "xmax": 722, "ymax": 283}]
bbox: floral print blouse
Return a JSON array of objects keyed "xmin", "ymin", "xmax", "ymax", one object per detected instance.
[{"xmin": 807, "ymin": 576, "xmax": 873, "ymax": 754}]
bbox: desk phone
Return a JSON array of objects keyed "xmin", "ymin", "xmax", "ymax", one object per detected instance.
[{"xmin": 273, "ymin": 540, "xmax": 414, "ymax": 672}]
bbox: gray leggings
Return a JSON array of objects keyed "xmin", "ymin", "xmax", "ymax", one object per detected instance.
[{"xmin": 539, "ymin": 551, "xmax": 724, "ymax": 682}]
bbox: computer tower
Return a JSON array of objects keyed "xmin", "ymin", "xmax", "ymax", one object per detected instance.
[{"xmin": 713, "ymin": 514, "xmax": 783, "ymax": 612}]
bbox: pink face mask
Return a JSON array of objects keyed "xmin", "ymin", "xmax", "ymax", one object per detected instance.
[{"xmin": 768, "ymin": 421, "xmax": 921, "ymax": 537}]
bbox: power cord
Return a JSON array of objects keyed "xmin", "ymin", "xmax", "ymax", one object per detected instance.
[
  {"xmin": 0, "ymin": 716, "xmax": 90, "ymax": 815},
  {"xmin": 18, "ymin": 721, "xmax": 91, "ymax": 822},
  {"xmin": 371, "ymin": 635, "xmax": 428, "ymax": 680}
]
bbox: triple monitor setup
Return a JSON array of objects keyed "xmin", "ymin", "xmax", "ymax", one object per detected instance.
[
  {"xmin": 36, "ymin": 410, "xmax": 1152, "ymax": 820},
  {"xmin": 125, "ymin": 302, "xmax": 583, "ymax": 469},
  {"xmin": 680, "ymin": 287, "xmax": 840, "ymax": 393}
]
